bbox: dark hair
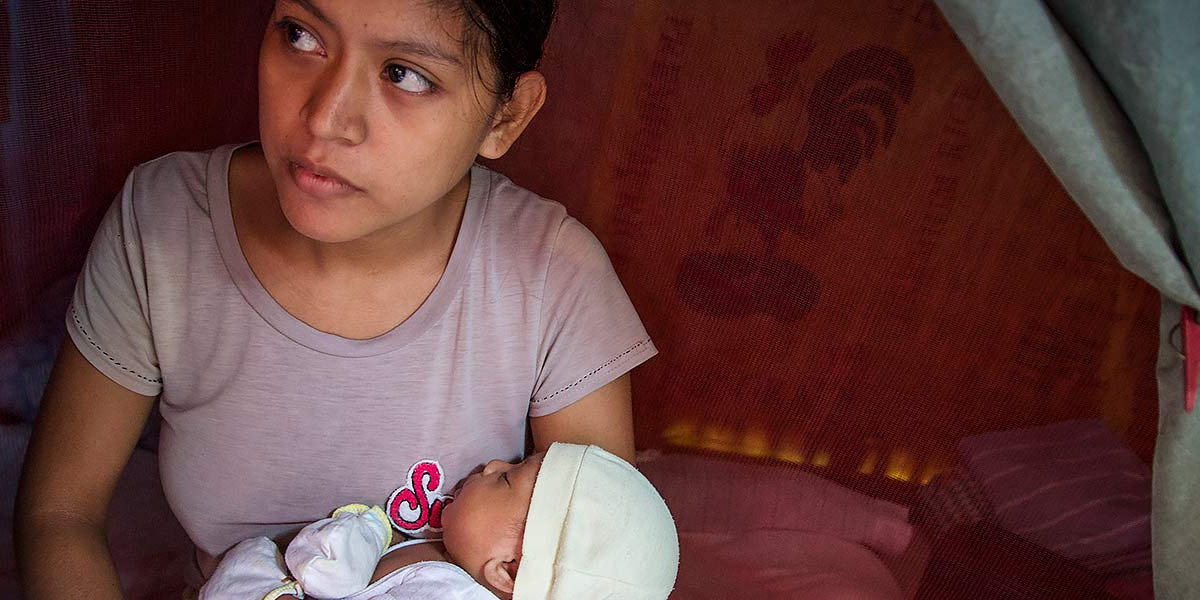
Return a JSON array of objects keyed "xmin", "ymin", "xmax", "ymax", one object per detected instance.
[{"xmin": 442, "ymin": 0, "xmax": 557, "ymax": 100}]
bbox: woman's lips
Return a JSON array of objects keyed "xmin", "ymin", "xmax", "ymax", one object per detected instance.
[{"xmin": 287, "ymin": 159, "xmax": 360, "ymax": 198}]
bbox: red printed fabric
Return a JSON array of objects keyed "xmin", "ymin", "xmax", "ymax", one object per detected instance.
[{"xmin": 494, "ymin": 0, "xmax": 1159, "ymax": 481}]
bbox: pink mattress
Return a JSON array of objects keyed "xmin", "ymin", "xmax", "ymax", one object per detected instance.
[{"xmin": 638, "ymin": 451, "xmax": 929, "ymax": 599}]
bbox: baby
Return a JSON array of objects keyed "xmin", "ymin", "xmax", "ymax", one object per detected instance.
[{"xmin": 199, "ymin": 443, "xmax": 679, "ymax": 599}]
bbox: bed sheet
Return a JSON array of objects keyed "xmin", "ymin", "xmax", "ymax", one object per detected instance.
[
  {"xmin": 672, "ymin": 530, "xmax": 906, "ymax": 600},
  {"xmin": 639, "ymin": 451, "xmax": 929, "ymax": 599}
]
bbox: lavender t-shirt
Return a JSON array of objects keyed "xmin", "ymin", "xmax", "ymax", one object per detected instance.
[{"xmin": 66, "ymin": 142, "xmax": 657, "ymax": 571}]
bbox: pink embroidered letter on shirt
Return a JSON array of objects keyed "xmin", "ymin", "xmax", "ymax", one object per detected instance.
[{"xmin": 387, "ymin": 460, "xmax": 454, "ymax": 534}]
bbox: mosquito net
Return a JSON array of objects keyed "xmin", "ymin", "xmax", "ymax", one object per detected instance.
[{"xmin": 0, "ymin": 1, "xmax": 1160, "ymax": 599}]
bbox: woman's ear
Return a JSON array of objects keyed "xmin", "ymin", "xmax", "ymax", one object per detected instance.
[
  {"xmin": 482, "ymin": 556, "xmax": 520, "ymax": 595},
  {"xmin": 478, "ymin": 71, "xmax": 547, "ymax": 160}
]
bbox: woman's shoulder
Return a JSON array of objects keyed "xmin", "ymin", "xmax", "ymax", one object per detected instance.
[
  {"xmin": 480, "ymin": 165, "xmax": 567, "ymax": 226},
  {"xmin": 121, "ymin": 142, "xmax": 245, "ymax": 217},
  {"xmin": 127, "ymin": 144, "xmax": 224, "ymax": 188},
  {"xmin": 477, "ymin": 165, "xmax": 598, "ymax": 257}
]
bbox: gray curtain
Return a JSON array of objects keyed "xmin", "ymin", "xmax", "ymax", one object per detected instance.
[{"xmin": 933, "ymin": 0, "xmax": 1200, "ymax": 597}]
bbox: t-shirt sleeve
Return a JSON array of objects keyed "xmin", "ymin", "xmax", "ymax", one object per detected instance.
[
  {"xmin": 528, "ymin": 217, "xmax": 658, "ymax": 417},
  {"xmin": 65, "ymin": 173, "xmax": 162, "ymax": 396}
]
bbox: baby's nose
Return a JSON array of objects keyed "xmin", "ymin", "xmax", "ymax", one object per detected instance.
[{"xmin": 482, "ymin": 459, "xmax": 508, "ymax": 475}]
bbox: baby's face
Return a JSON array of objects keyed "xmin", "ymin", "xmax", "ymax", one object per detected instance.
[{"xmin": 441, "ymin": 452, "xmax": 546, "ymax": 584}]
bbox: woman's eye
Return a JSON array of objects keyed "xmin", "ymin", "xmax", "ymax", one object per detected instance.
[
  {"xmin": 384, "ymin": 63, "xmax": 433, "ymax": 93},
  {"xmin": 283, "ymin": 22, "xmax": 320, "ymax": 53}
]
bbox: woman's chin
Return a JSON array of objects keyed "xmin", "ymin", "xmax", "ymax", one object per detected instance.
[{"xmin": 278, "ymin": 196, "xmax": 365, "ymax": 244}]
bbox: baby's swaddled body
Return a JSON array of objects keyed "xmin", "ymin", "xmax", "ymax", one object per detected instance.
[
  {"xmin": 201, "ymin": 444, "xmax": 681, "ymax": 600},
  {"xmin": 341, "ymin": 559, "xmax": 487, "ymax": 600},
  {"xmin": 201, "ymin": 507, "xmax": 494, "ymax": 600}
]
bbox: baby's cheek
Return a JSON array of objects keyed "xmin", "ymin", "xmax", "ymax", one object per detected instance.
[
  {"xmin": 440, "ymin": 503, "xmax": 472, "ymax": 547},
  {"xmin": 439, "ymin": 517, "xmax": 468, "ymax": 564},
  {"xmin": 439, "ymin": 501, "xmax": 457, "ymax": 530}
]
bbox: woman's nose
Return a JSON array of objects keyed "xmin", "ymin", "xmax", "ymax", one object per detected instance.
[{"xmin": 302, "ymin": 60, "xmax": 367, "ymax": 145}]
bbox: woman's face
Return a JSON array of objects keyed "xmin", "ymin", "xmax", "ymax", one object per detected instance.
[{"xmin": 258, "ymin": 0, "xmax": 501, "ymax": 244}]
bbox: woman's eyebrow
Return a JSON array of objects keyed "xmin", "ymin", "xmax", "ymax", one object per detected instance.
[
  {"xmin": 372, "ymin": 38, "xmax": 463, "ymax": 67},
  {"xmin": 284, "ymin": 0, "xmax": 336, "ymax": 30},
  {"xmin": 282, "ymin": 0, "xmax": 462, "ymax": 67}
]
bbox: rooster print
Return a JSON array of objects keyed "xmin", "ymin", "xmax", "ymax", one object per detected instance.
[{"xmin": 679, "ymin": 42, "xmax": 915, "ymax": 321}]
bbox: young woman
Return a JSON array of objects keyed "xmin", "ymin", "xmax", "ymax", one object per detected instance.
[{"xmin": 14, "ymin": 1, "xmax": 657, "ymax": 598}]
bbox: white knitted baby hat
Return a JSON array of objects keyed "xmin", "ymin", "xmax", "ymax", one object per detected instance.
[{"xmin": 512, "ymin": 443, "xmax": 679, "ymax": 600}]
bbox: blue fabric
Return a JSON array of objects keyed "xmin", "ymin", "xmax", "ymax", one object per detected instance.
[
  {"xmin": 934, "ymin": 0, "xmax": 1200, "ymax": 596},
  {"xmin": 1045, "ymin": 0, "xmax": 1200, "ymax": 291}
]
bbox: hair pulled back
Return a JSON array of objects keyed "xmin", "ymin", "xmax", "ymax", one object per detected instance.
[{"xmin": 441, "ymin": 0, "xmax": 557, "ymax": 100}]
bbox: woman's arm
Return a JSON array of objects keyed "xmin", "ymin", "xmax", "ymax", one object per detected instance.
[
  {"xmin": 529, "ymin": 373, "xmax": 636, "ymax": 463},
  {"xmin": 15, "ymin": 338, "xmax": 157, "ymax": 600}
]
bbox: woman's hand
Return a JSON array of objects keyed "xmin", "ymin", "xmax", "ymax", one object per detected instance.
[{"xmin": 15, "ymin": 339, "xmax": 157, "ymax": 600}]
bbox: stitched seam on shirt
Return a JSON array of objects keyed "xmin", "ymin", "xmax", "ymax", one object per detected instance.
[
  {"xmin": 532, "ymin": 338, "xmax": 651, "ymax": 404},
  {"xmin": 535, "ymin": 218, "xmax": 567, "ymax": 361},
  {"xmin": 71, "ymin": 306, "xmax": 162, "ymax": 384}
]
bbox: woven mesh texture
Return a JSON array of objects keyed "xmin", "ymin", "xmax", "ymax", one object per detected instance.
[{"xmin": 2, "ymin": 1, "xmax": 1158, "ymax": 598}]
